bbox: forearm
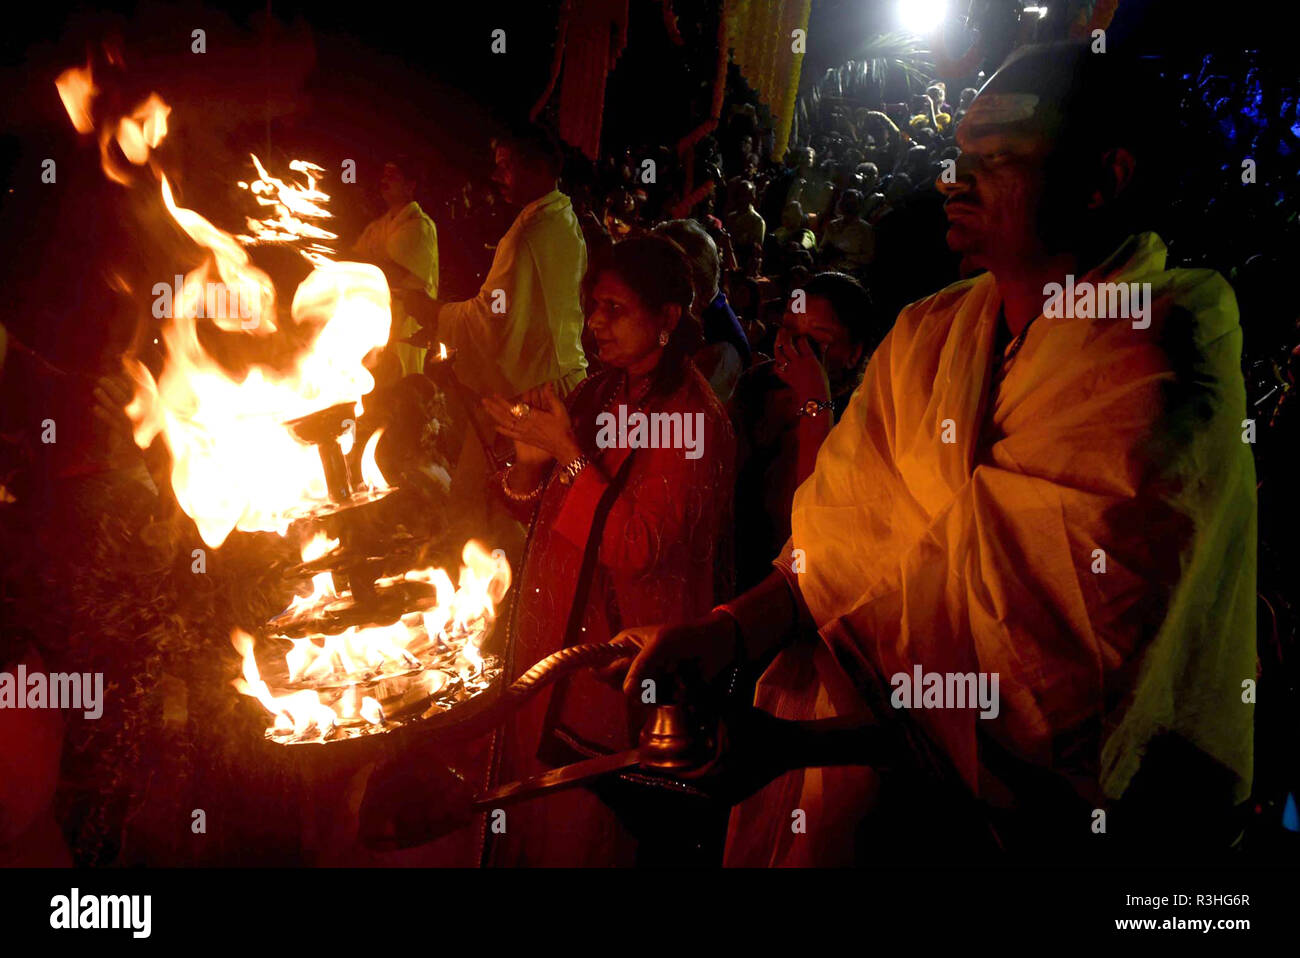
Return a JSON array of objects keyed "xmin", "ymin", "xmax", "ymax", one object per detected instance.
[
  {"xmin": 384, "ymin": 259, "xmax": 426, "ymax": 290},
  {"xmin": 718, "ymin": 568, "xmax": 807, "ymax": 667},
  {"xmin": 495, "ymin": 457, "xmax": 552, "ymax": 521},
  {"xmin": 507, "ymin": 458, "xmax": 550, "ymax": 492},
  {"xmin": 496, "ymin": 426, "xmax": 583, "ymax": 512},
  {"xmin": 792, "ymin": 412, "xmax": 832, "ymax": 481}
]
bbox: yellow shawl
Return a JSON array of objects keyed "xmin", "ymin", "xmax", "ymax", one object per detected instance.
[{"xmin": 726, "ymin": 232, "xmax": 1256, "ymax": 865}]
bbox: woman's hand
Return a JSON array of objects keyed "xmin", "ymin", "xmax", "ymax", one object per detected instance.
[
  {"xmin": 482, "ymin": 392, "xmax": 551, "ymax": 467},
  {"xmin": 773, "ymin": 329, "xmax": 831, "ymax": 405},
  {"xmin": 600, "ymin": 611, "xmax": 740, "ymax": 700},
  {"xmin": 482, "ymin": 383, "xmax": 581, "ymax": 466}
]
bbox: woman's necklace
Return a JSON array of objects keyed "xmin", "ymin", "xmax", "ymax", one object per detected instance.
[
  {"xmin": 577, "ymin": 371, "xmax": 655, "ymax": 456},
  {"xmin": 601, "ymin": 371, "xmax": 653, "ymax": 416}
]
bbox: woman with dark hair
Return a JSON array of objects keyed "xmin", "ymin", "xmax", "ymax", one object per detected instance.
[
  {"xmin": 729, "ymin": 271, "xmax": 884, "ymax": 590},
  {"xmin": 478, "ymin": 234, "xmax": 736, "ymax": 866},
  {"xmin": 653, "ymin": 218, "xmax": 752, "ymax": 402}
]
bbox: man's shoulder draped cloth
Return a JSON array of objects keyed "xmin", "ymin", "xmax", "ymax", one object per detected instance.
[
  {"xmin": 726, "ymin": 232, "xmax": 1256, "ymax": 866},
  {"xmin": 439, "ymin": 190, "xmax": 588, "ymax": 399}
]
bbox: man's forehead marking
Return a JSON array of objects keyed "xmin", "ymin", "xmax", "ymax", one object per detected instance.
[{"xmin": 965, "ymin": 92, "xmax": 1040, "ymax": 125}]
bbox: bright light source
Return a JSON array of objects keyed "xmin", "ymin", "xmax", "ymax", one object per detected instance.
[
  {"xmin": 896, "ymin": 0, "xmax": 949, "ymax": 36},
  {"xmin": 1024, "ymin": 5, "xmax": 1049, "ymax": 18}
]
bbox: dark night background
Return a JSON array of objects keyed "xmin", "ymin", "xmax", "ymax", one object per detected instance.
[
  {"xmin": 2, "ymin": 0, "xmax": 1297, "ymax": 372},
  {"xmin": 0, "ymin": 0, "xmax": 1296, "ymax": 868}
]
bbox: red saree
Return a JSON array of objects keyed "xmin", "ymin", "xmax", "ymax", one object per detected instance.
[{"xmin": 487, "ymin": 363, "xmax": 735, "ymax": 866}]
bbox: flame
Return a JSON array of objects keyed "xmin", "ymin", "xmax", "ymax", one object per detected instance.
[
  {"xmin": 55, "ymin": 63, "xmax": 97, "ymax": 134},
  {"xmin": 456, "ymin": 540, "xmax": 511, "ymax": 623},
  {"xmin": 279, "ymin": 533, "xmax": 340, "ymax": 638},
  {"xmin": 57, "ymin": 67, "xmax": 390, "ymax": 546},
  {"xmin": 237, "ymin": 155, "xmax": 339, "ymax": 266},
  {"xmin": 124, "ymin": 254, "xmax": 388, "ymax": 546},
  {"xmin": 158, "ymin": 173, "xmax": 276, "ymax": 333},
  {"xmin": 359, "ymin": 428, "xmax": 388, "ymax": 490},
  {"xmin": 302, "ymin": 531, "xmax": 338, "ymax": 562},
  {"xmin": 235, "ymin": 540, "xmax": 511, "ymax": 741},
  {"xmin": 58, "ymin": 59, "xmax": 511, "ymax": 744},
  {"xmin": 58, "ymin": 60, "xmax": 172, "ymax": 185},
  {"xmin": 134, "ymin": 175, "xmax": 389, "ymax": 546},
  {"xmin": 360, "ymin": 697, "xmax": 384, "ymax": 725},
  {"xmin": 231, "ymin": 629, "xmax": 338, "ymax": 738},
  {"xmin": 438, "ymin": 342, "xmax": 447, "ymax": 360},
  {"xmin": 115, "ymin": 93, "xmax": 170, "ymax": 165}
]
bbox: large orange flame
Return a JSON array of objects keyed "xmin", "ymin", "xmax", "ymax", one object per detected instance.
[
  {"xmin": 58, "ymin": 61, "xmax": 391, "ymax": 546},
  {"xmin": 58, "ymin": 56, "xmax": 510, "ymax": 742}
]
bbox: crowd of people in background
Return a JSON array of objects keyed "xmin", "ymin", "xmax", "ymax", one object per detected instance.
[
  {"xmin": 335, "ymin": 37, "xmax": 1300, "ymax": 866},
  {"xmin": 371, "ymin": 92, "xmax": 970, "ymax": 601},
  {"xmin": 431, "ymin": 80, "xmax": 984, "ymax": 383},
  {"xmin": 366, "ymin": 77, "xmax": 993, "ymax": 599},
  {"xmin": 368, "ymin": 49, "xmax": 1299, "ymax": 646},
  {"xmin": 344, "ymin": 38, "xmax": 1268, "ymax": 866},
  {"xmin": 376, "ymin": 77, "xmax": 980, "ymax": 507}
]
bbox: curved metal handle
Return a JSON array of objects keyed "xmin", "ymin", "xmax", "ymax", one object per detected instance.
[
  {"xmin": 405, "ymin": 637, "xmax": 640, "ymax": 741},
  {"xmin": 501, "ymin": 636, "xmax": 639, "ymax": 703}
]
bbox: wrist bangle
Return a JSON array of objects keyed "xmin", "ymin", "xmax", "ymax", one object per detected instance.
[
  {"xmin": 501, "ymin": 464, "xmax": 544, "ymax": 503},
  {"xmin": 797, "ymin": 398, "xmax": 833, "ymax": 419},
  {"xmin": 557, "ymin": 454, "xmax": 589, "ymax": 486}
]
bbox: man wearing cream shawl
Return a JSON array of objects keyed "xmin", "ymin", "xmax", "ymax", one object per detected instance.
[{"xmin": 614, "ymin": 42, "xmax": 1256, "ymax": 865}]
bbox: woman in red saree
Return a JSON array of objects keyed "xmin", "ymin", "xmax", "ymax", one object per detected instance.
[{"xmin": 480, "ymin": 235, "xmax": 735, "ymax": 866}]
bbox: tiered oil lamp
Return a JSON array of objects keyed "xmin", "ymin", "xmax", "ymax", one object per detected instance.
[{"xmin": 238, "ymin": 399, "xmax": 506, "ymax": 745}]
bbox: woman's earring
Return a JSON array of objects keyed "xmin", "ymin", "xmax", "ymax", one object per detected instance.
[{"xmin": 658, "ymin": 330, "xmax": 670, "ymax": 347}]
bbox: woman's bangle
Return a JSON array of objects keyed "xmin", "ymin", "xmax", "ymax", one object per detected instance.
[
  {"xmin": 796, "ymin": 398, "xmax": 833, "ymax": 419},
  {"xmin": 501, "ymin": 464, "xmax": 545, "ymax": 503},
  {"xmin": 557, "ymin": 454, "xmax": 590, "ymax": 486}
]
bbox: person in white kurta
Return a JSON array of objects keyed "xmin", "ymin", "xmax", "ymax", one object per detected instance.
[
  {"xmin": 353, "ymin": 160, "xmax": 439, "ymax": 378},
  {"xmin": 435, "ymin": 186, "xmax": 587, "ymax": 399},
  {"xmin": 427, "ymin": 131, "xmax": 588, "ymax": 549}
]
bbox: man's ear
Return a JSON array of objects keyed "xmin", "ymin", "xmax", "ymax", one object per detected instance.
[{"xmin": 1089, "ymin": 147, "xmax": 1137, "ymax": 209}]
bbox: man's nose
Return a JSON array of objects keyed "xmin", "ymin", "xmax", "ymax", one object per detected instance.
[{"xmin": 936, "ymin": 153, "xmax": 977, "ymax": 197}]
